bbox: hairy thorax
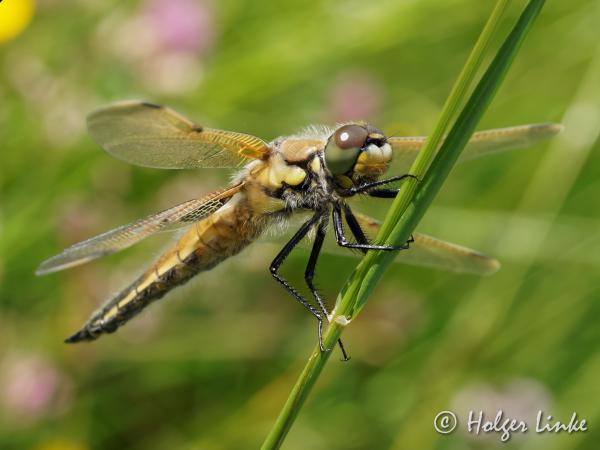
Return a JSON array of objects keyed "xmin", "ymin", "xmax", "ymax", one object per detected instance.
[{"xmin": 242, "ymin": 143, "xmax": 333, "ymax": 215}]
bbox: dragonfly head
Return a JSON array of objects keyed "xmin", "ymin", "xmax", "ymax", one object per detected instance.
[{"xmin": 324, "ymin": 123, "xmax": 392, "ymax": 183}]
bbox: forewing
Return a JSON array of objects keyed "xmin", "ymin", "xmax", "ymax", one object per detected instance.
[
  {"xmin": 36, "ymin": 184, "xmax": 244, "ymax": 275},
  {"xmin": 331, "ymin": 211, "xmax": 500, "ymax": 275},
  {"xmin": 87, "ymin": 101, "xmax": 270, "ymax": 169},
  {"xmin": 388, "ymin": 123, "xmax": 562, "ymax": 172}
]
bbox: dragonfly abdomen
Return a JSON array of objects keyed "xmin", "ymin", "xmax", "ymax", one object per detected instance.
[{"xmin": 65, "ymin": 196, "xmax": 264, "ymax": 343}]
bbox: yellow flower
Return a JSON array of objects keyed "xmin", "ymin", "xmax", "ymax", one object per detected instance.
[{"xmin": 0, "ymin": 0, "xmax": 35, "ymax": 43}]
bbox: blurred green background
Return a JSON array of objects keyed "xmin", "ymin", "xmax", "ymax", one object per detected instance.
[{"xmin": 1, "ymin": 0, "xmax": 599, "ymax": 449}]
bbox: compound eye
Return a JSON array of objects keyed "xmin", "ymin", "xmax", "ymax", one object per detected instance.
[{"xmin": 334, "ymin": 125, "xmax": 368, "ymax": 150}]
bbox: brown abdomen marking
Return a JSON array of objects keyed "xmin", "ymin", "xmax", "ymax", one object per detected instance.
[{"xmin": 65, "ymin": 197, "xmax": 264, "ymax": 343}]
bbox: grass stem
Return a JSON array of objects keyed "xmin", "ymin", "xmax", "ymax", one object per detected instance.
[{"xmin": 260, "ymin": 1, "xmax": 544, "ymax": 448}]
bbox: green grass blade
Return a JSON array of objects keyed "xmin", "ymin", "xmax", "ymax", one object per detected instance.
[
  {"xmin": 377, "ymin": 0, "xmax": 511, "ymax": 243},
  {"xmin": 260, "ymin": 1, "xmax": 545, "ymax": 449},
  {"xmin": 353, "ymin": 0, "xmax": 546, "ymax": 316}
]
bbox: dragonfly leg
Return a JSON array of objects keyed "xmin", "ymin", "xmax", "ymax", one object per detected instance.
[
  {"xmin": 368, "ymin": 188, "xmax": 399, "ymax": 198},
  {"xmin": 304, "ymin": 216, "xmax": 350, "ymax": 361},
  {"xmin": 342, "ymin": 204, "xmax": 369, "ymax": 254},
  {"xmin": 270, "ymin": 212, "xmax": 330, "ymax": 353},
  {"xmin": 333, "ymin": 203, "xmax": 408, "ymax": 251},
  {"xmin": 343, "ymin": 203, "xmax": 414, "ymax": 251},
  {"xmin": 349, "ymin": 173, "xmax": 418, "ymax": 195}
]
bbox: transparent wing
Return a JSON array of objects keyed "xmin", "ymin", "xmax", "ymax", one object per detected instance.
[
  {"xmin": 401, "ymin": 233, "xmax": 499, "ymax": 275},
  {"xmin": 36, "ymin": 184, "xmax": 244, "ymax": 275},
  {"xmin": 388, "ymin": 123, "xmax": 563, "ymax": 172},
  {"xmin": 322, "ymin": 211, "xmax": 500, "ymax": 275},
  {"xmin": 87, "ymin": 101, "xmax": 270, "ymax": 169}
]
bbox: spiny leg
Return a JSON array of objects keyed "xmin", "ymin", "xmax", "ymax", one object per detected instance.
[
  {"xmin": 333, "ymin": 203, "xmax": 406, "ymax": 251},
  {"xmin": 304, "ymin": 215, "xmax": 350, "ymax": 361},
  {"xmin": 366, "ymin": 188, "xmax": 424, "ymax": 206},
  {"xmin": 343, "ymin": 203, "xmax": 413, "ymax": 251},
  {"xmin": 348, "ymin": 174, "xmax": 418, "ymax": 195},
  {"xmin": 368, "ymin": 188, "xmax": 400, "ymax": 198},
  {"xmin": 270, "ymin": 212, "xmax": 330, "ymax": 352},
  {"xmin": 342, "ymin": 203, "xmax": 370, "ymax": 253}
]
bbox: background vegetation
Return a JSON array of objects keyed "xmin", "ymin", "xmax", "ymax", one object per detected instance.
[{"xmin": 1, "ymin": 1, "xmax": 598, "ymax": 449}]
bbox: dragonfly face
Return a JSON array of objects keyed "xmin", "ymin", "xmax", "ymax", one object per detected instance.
[
  {"xmin": 36, "ymin": 100, "xmax": 562, "ymax": 355},
  {"xmin": 248, "ymin": 122, "xmax": 393, "ymax": 219}
]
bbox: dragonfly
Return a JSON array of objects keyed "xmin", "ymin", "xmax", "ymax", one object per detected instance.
[{"xmin": 36, "ymin": 100, "xmax": 561, "ymax": 356}]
